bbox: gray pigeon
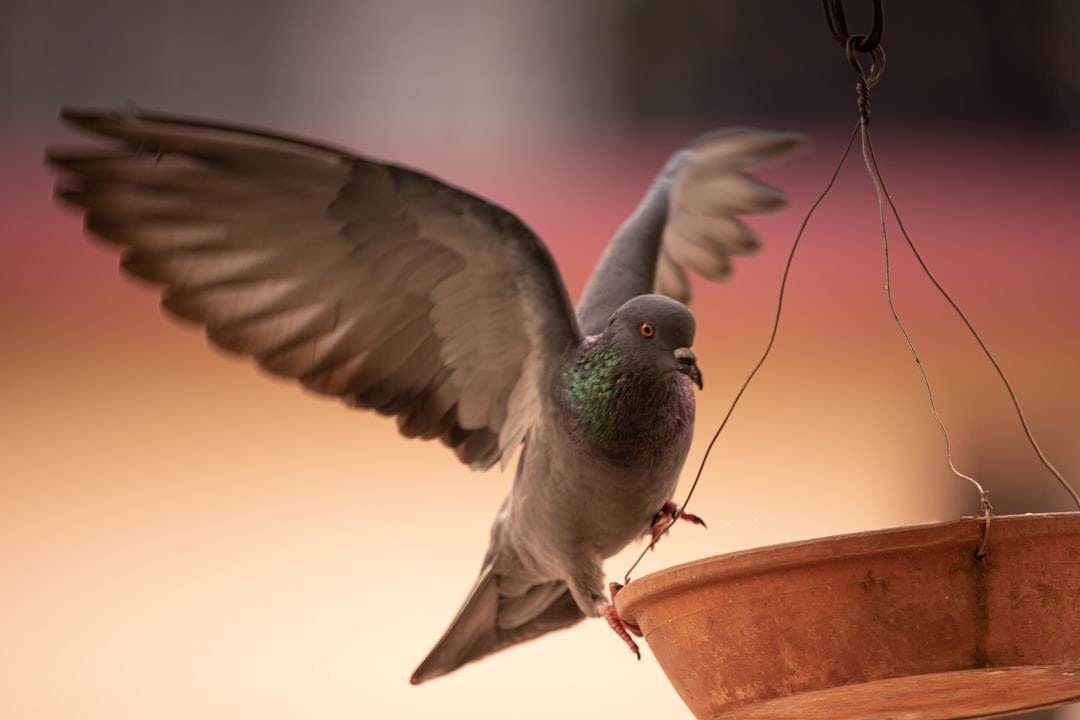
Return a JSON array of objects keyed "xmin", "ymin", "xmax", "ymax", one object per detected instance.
[{"xmin": 46, "ymin": 109, "xmax": 801, "ymax": 684}]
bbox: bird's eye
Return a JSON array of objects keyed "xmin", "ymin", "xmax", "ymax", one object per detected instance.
[{"xmin": 640, "ymin": 322, "xmax": 654, "ymax": 338}]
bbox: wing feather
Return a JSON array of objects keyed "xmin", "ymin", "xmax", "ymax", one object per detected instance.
[
  {"xmin": 48, "ymin": 108, "xmax": 580, "ymax": 470},
  {"xmin": 576, "ymin": 128, "xmax": 803, "ymax": 333}
]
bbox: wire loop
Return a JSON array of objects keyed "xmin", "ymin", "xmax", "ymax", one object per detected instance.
[{"xmin": 847, "ymin": 39, "xmax": 886, "ymax": 90}]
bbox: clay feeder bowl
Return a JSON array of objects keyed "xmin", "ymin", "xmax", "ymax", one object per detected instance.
[{"xmin": 615, "ymin": 513, "xmax": 1080, "ymax": 720}]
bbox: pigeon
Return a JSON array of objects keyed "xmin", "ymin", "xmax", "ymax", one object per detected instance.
[{"xmin": 46, "ymin": 109, "xmax": 801, "ymax": 684}]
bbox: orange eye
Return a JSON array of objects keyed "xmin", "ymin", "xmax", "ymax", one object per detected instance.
[{"xmin": 639, "ymin": 322, "xmax": 654, "ymax": 338}]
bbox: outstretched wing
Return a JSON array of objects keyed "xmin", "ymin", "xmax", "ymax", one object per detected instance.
[
  {"xmin": 47, "ymin": 109, "xmax": 580, "ymax": 470},
  {"xmin": 575, "ymin": 128, "xmax": 803, "ymax": 335}
]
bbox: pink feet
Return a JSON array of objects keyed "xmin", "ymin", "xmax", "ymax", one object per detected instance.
[
  {"xmin": 600, "ymin": 582, "xmax": 641, "ymax": 659},
  {"xmin": 650, "ymin": 500, "xmax": 706, "ymax": 543},
  {"xmin": 600, "ymin": 503, "xmax": 706, "ymax": 660}
]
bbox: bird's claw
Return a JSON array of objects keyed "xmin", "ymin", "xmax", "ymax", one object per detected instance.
[
  {"xmin": 608, "ymin": 582, "xmax": 642, "ymax": 636},
  {"xmin": 600, "ymin": 582, "xmax": 641, "ymax": 659},
  {"xmin": 650, "ymin": 500, "xmax": 707, "ymax": 544}
]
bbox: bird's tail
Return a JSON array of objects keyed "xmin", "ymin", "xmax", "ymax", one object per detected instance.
[{"xmin": 410, "ymin": 565, "xmax": 584, "ymax": 684}]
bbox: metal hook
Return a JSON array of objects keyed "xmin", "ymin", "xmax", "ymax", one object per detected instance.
[{"xmin": 823, "ymin": 0, "xmax": 883, "ymax": 53}]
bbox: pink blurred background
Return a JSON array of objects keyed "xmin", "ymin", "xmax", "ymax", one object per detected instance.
[{"xmin": 2, "ymin": 2, "xmax": 1079, "ymax": 718}]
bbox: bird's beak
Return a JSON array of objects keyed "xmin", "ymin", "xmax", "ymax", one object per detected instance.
[{"xmin": 674, "ymin": 347, "xmax": 703, "ymax": 390}]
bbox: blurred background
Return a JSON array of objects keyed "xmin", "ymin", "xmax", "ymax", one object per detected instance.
[{"xmin": 2, "ymin": 1, "xmax": 1078, "ymax": 718}]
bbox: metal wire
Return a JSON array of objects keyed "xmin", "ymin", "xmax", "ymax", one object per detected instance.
[
  {"xmin": 622, "ymin": 126, "xmax": 863, "ymax": 585},
  {"xmin": 623, "ymin": 0, "xmax": 1077, "ymax": 584}
]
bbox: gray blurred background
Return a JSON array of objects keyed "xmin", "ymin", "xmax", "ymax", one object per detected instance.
[{"xmin": 4, "ymin": 1, "xmax": 1080, "ymax": 138}]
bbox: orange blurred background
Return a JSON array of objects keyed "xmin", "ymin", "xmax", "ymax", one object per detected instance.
[{"xmin": 2, "ymin": 2, "xmax": 1079, "ymax": 718}]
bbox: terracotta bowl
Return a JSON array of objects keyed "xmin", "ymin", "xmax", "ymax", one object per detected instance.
[{"xmin": 615, "ymin": 513, "xmax": 1080, "ymax": 720}]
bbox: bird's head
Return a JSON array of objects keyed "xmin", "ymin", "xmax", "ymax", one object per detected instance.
[{"xmin": 606, "ymin": 294, "xmax": 702, "ymax": 390}]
